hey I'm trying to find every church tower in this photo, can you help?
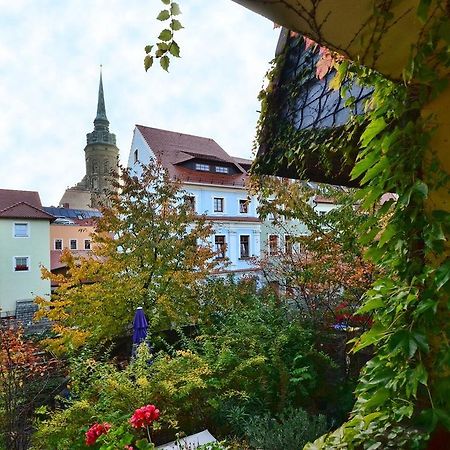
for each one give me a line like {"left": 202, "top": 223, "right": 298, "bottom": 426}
{"left": 84, "top": 69, "right": 119, "bottom": 208}
{"left": 59, "top": 69, "right": 119, "bottom": 209}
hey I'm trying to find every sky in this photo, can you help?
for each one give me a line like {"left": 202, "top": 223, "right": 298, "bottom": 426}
{"left": 0, "top": 0, "right": 278, "bottom": 206}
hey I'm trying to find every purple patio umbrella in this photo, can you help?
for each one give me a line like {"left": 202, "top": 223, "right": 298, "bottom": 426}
{"left": 132, "top": 307, "right": 148, "bottom": 346}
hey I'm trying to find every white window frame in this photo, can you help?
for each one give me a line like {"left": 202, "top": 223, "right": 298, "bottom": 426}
{"left": 70, "top": 239, "right": 78, "bottom": 250}
{"left": 284, "top": 234, "right": 293, "bottom": 255}
{"left": 238, "top": 198, "right": 250, "bottom": 214}
{"left": 214, "top": 235, "right": 227, "bottom": 259}
{"left": 13, "top": 222, "right": 29, "bottom": 238}
{"left": 268, "top": 234, "right": 279, "bottom": 256}
{"left": 84, "top": 239, "right": 91, "bottom": 250}
{"left": 213, "top": 197, "right": 225, "bottom": 213}
{"left": 195, "top": 163, "right": 210, "bottom": 171}
{"left": 215, "top": 166, "right": 229, "bottom": 174}
{"left": 54, "top": 239, "right": 63, "bottom": 250}
{"left": 13, "top": 256, "right": 30, "bottom": 272}
{"left": 184, "top": 194, "right": 197, "bottom": 213}
{"left": 239, "top": 234, "right": 251, "bottom": 259}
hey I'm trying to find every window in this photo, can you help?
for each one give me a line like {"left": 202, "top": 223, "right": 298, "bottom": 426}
{"left": 214, "top": 197, "right": 224, "bottom": 212}
{"left": 14, "top": 257, "right": 29, "bottom": 272}
{"left": 195, "top": 163, "right": 210, "bottom": 171}
{"left": 84, "top": 239, "right": 91, "bottom": 250}
{"left": 269, "top": 235, "right": 279, "bottom": 256}
{"left": 14, "top": 223, "right": 29, "bottom": 238}
{"left": 285, "top": 235, "right": 293, "bottom": 255}
{"left": 55, "top": 239, "right": 63, "bottom": 250}
{"left": 215, "top": 235, "right": 226, "bottom": 259}
{"left": 184, "top": 195, "right": 196, "bottom": 212}
{"left": 70, "top": 239, "right": 77, "bottom": 250}
{"left": 215, "top": 166, "right": 229, "bottom": 174}
{"left": 240, "top": 235, "right": 250, "bottom": 258}
{"left": 239, "top": 199, "right": 249, "bottom": 214}
{"left": 134, "top": 149, "right": 139, "bottom": 163}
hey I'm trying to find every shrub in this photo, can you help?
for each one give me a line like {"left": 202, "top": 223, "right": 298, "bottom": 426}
{"left": 242, "top": 407, "right": 328, "bottom": 450}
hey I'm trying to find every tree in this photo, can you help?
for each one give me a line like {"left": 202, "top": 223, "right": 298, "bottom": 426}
{"left": 35, "top": 163, "right": 218, "bottom": 352}
{"left": 0, "top": 323, "right": 60, "bottom": 450}
{"left": 253, "top": 176, "right": 374, "bottom": 328}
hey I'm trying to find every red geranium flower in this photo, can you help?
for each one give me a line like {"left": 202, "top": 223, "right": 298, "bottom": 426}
{"left": 129, "top": 404, "right": 160, "bottom": 429}
{"left": 85, "top": 422, "right": 111, "bottom": 446}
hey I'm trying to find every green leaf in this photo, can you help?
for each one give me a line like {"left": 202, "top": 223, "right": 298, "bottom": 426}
{"left": 363, "top": 387, "right": 390, "bottom": 409}
{"left": 358, "top": 297, "right": 384, "bottom": 314}
{"left": 144, "top": 45, "right": 153, "bottom": 54}
{"left": 158, "top": 29, "right": 172, "bottom": 41}
{"left": 328, "top": 60, "right": 348, "bottom": 91}
{"left": 351, "top": 149, "right": 379, "bottom": 180}
{"left": 412, "top": 180, "right": 428, "bottom": 199}
{"left": 359, "top": 226, "right": 380, "bottom": 246}
{"left": 378, "top": 224, "right": 396, "bottom": 247}
{"left": 171, "top": 2, "right": 181, "bottom": 15}
{"left": 161, "top": 0, "right": 170, "bottom": 4}
{"left": 417, "top": 0, "right": 432, "bottom": 22}
{"left": 360, "top": 117, "right": 387, "bottom": 148}
{"left": 157, "top": 42, "right": 169, "bottom": 51}
{"left": 160, "top": 55, "right": 170, "bottom": 71}
{"left": 412, "top": 332, "right": 429, "bottom": 353}
{"left": 352, "top": 324, "right": 386, "bottom": 352}
{"left": 170, "top": 19, "right": 183, "bottom": 31}
{"left": 157, "top": 10, "right": 170, "bottom": 21}
{"left": 415, "top": 363, "right": 428, "bottom": 386}
{"left": 144, "top": 55, "right": 154, "bottom": 71}
{"left": 360, "top": 156, "right": 389, "bottom": 185}
{"left": 435, "top": 259, "right": 450, "bottom": 291}
{"left": 169, "top": 41, "right": 180, "bottom": 57}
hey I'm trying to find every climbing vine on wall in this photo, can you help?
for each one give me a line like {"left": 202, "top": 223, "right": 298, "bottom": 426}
{"left": 255, "top": 2, "right": 449, "bottom": 449}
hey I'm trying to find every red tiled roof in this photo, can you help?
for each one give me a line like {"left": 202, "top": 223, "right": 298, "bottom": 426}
{"left": 0, "top": 189, "right": 42, "bottom": 209}
{"left": 136, "top": 125, "right": 248, "bottom": 187}
{"left": 313, "top": 195, "right": 336, "bottom": 204}
{"left": 0, "top": 190, "right": 54, "bottom": 220}
{"left": 233, "top": 156, "right": 253, "bottom": 166}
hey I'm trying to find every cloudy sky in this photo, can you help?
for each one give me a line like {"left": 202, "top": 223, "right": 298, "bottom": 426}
{"left": 0, "top": 0, "right": 278, "bottom": 206}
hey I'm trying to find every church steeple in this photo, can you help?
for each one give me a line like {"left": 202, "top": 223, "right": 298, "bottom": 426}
{"left": 86, "top": 67, "right": 116, "bottom": 145}
{"left": 94, "top": 67, "right": 109, "bottom": 130}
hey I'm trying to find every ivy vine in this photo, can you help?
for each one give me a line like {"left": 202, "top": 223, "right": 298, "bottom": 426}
{"left": 255, "top": 2, "right": 449, "bottom": 449}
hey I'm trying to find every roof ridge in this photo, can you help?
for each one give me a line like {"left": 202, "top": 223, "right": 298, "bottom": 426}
{"left": 0, "top": 201, "right": 54, "bottom": 218}
{"left": 136, "top": 124, "right": 217, "bottom": 143}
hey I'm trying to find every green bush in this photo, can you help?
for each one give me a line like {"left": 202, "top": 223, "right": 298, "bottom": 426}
{"left": 242, "top": 407, "right": 328, "bottom": 450}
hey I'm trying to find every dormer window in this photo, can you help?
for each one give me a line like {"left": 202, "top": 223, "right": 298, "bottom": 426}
{"left": 195, "top": 163, "right": 210, "bottom": 171}
{"left": 215, "top": 166, "right": 228, "bottom": 174}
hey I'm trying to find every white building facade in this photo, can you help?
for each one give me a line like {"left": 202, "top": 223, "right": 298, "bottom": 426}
{"left": 127, "top": 125, "right": 261, "bottom": 281}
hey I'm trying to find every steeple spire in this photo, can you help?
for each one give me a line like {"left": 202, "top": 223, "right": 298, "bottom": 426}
{"left": 86, "top": 66, "right": 116, "bottom": 146}
{"left": 94, "top": 65, "right": 109, "bottom": 131}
